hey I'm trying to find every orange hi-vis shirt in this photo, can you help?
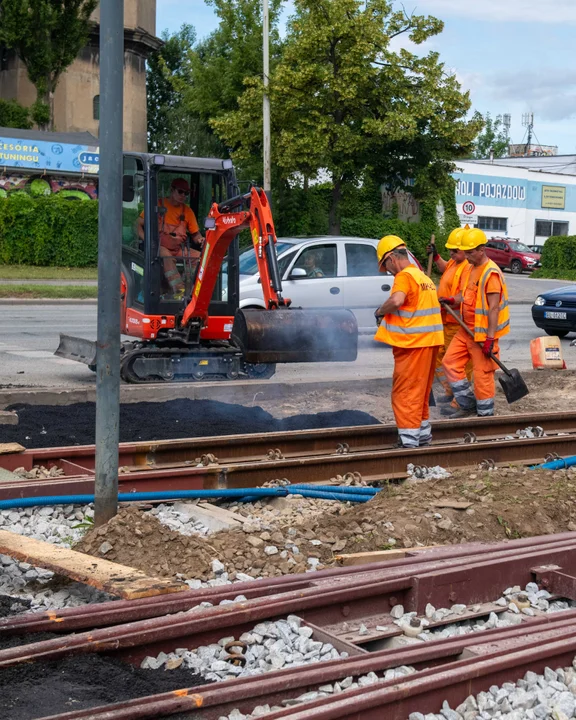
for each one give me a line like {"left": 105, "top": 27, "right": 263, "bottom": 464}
{"left": 141, "top": 199, "right": 200, "bottom": 252}
{"left": 375, "top": 265, "right": 444, "bottom": 349}
{"left": 438, "top": 259, "right": 469, "bottom": 325}
{"left": 460, "top": 259, "right": 509, "bottom": 340}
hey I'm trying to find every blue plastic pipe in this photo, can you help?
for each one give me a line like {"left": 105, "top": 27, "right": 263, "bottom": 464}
{"left": 533, "top": 455, "right": 576, "bottom": 470}
{"left": 289, "top": 484, "right": 379, "bottom": 496}
{"left": 286, "top": 488, "right": 372, "bottom": 503}
{"left": 0, "top": 487, "right": 286, "bottom": 511}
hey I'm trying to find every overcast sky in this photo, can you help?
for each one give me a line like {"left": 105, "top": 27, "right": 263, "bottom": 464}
{"left": 156, "top": 0, "right": 576, "bottom": 154}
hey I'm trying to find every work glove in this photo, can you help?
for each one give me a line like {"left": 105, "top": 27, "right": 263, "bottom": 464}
{"left": 482, "top": 337, "right": 495, "bottom": 357}
{"left": 426, "top": 243, "right": 440, "bottom": 261}
{"left": 439, "top": 296, "right": 456, "bottom": 306}
{"left": 374, "top": 309, "right": 383, "bottom": 326}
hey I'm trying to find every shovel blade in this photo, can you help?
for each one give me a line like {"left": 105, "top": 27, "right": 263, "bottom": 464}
{"left": 54, "top": 334, "right": 97, "bottom": 366}
{"left": 231, "top": 308, "right": 358, "bottom": 364}
{"left": 498, "top": 368, "right": 529, "bottom": 404}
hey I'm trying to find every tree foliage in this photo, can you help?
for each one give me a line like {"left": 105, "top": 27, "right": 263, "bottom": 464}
{"left": 0, "top": 99, "right": 32, "bottom": 129}
{"left": 146, "top": 24, "right": 216, "bottom": 155}
{"left": 0, "top": 0, "right": 97, "bottom": 130}
{"left": 213, "top": 0, "right": 481, "bottom": 233}
{"left": 470, "top": 112, "right": 510, "bottom": 159}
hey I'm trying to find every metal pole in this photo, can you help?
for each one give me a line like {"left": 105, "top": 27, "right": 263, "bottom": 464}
{"left": 263, "top": 0, "right": 271, "bottom": 202}
{"left": 94, "top": 0, "right": 124, "bottom": 526}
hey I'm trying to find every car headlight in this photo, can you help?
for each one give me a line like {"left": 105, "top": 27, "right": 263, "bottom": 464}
{"left": 525, "top": 257, "right": 536, "bottom": 263}
{"left": 534, "top": 296, "right": 545, "bottom": 306}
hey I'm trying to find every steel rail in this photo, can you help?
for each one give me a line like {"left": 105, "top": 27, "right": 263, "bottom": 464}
{"left": 4, "top": 537, "right": 576, "bottom": 669}
{"left": 32, "top": 603, "right": 576, "bottom": 719}
{"left": 2, "top": 410, "right": 575, "bottom": 476}
{"left": 0, "top": 430, "right": 574, "bottom": 501}
{"left": 2, "top": 533, "right": 576, "bottom": 636}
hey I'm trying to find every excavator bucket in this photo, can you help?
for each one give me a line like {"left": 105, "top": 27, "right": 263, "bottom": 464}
{"left": 54, "top": 334, "right": 98, "bottom": 367}
{"left": 231, "top": 308, "right": 358, "bottom": 364}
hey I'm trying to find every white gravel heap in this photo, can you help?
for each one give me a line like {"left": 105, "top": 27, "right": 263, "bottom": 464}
{"left": 409, "top": 657, "right": 576, "bottom": 720}
{"left": 141, "top": 615, "right": 351, "bottom": 681}
{"left": 147, "top": 503, "right": 210, "bottom": 536}
{"left": 407, "top": 464, "right": 451, "bottom": 481}
{"left": 217, "top": 665, "right": 417, "bottom": 719}
{"left": 389, "top": 583, "right": 574, "bottom": 645}
{"left": 0, "top": 503, "right": 114, "bottom": 611}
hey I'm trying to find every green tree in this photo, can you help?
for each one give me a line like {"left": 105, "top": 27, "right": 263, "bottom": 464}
{"left": 0, "top": 99, "right": 32, "bottom": 129}
{"left": 471, "top": 112, "right": 510, "bottom": 159}
{"left": 0, "top": 0, "right": 97, "bottom": 131}
{"left": 213, "top": 0, "right": 482, "bottom": 234}
{"left": 175, "top": 0, "right": 283, "bottom": 175}
{"left": 147, "top": 24, "right": 205, "bottom": 154}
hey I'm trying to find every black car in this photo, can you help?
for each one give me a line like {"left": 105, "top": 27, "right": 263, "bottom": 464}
{"left": 532, "top": 286, "right": 576, "bottom": 338}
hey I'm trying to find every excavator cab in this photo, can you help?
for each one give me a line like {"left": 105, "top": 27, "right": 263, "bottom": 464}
{"left": 120, "top": 153, "right": 238, "bottom": 329}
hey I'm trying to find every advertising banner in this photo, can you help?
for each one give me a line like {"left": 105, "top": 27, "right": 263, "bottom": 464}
{"left": 0, "top": 136, "right": 99, "bottom": 174}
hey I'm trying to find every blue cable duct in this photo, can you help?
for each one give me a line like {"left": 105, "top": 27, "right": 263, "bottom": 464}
{"left": 0, "top": 484, "right": 378, "bottom": 510}
{"left": 534, "top": 455, "right": 576, "bottom": 470}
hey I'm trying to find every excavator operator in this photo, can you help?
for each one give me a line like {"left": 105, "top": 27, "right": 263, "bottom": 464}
{"left": 138, "top": 178, "right": 204, "bottom": 299}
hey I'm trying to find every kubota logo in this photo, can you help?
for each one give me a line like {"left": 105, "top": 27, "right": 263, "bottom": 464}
{"left": 222, "top": 216, "right": 237, "bottom": 225}
{"left": 128, "top": 317, "right": 140, "bottom": 325}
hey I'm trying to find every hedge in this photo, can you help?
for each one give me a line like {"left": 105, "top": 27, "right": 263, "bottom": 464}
{"left": 538, "top": 235, "right": 576, "bottom": 272}
{"left": 0, "top": 195, "right": 98, "bottom": 267}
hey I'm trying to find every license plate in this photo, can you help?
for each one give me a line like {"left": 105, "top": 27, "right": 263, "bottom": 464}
{"left": 545, "top": 311, "right": 567, "bottom": 320}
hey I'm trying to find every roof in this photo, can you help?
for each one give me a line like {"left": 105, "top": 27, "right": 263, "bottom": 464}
{"left": 0, "top": 127, "right": 98, "bottom": 145}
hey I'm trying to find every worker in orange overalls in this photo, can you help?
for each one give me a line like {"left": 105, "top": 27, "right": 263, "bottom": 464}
{"left": 442, "top": 228, "right": 510, "bottom": 418}
{"left": 138, "top": 178, "right": 204, "bottom": 298}
{"left": 428, "top": 228, "right": 473, "bottom": 414}
{"left": 374, "top": 236, "right": 444, "bottom": 448}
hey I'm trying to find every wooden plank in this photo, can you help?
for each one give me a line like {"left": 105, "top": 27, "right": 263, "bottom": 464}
{"left": 199, "top": 502, "right": 248, "bottom": 524}
{"left": 335, "top": 544, "right": 444, "bottom": 567}
{"left": 433, "top": 500, "right": 472, "bottom": 510}
{"left": 0, "top": 411, "right": 18, "bottom": 425}
{"left": 0, "top": 443, "right": 25, "bottom": 455}
{"left": 0, "top": 530, "right": 188, "bottom": 600}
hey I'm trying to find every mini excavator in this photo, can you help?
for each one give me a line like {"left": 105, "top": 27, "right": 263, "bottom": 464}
{"left": 56, "top": 152, "right": 358, "bottom": 383}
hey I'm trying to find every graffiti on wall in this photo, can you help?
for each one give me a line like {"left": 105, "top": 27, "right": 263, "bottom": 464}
{"left": 381, "top": 186, "right": 421, "bottom": 223}
{"left": 0, "top": 172, "right": 98, "bottom": 200}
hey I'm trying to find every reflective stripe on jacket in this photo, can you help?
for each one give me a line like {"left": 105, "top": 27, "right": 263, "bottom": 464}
{"left": 460, "top": 259, "right": 510, "bottom": 342}
{"left": 438, "top": 259, "right": 469, "bottom": 325}
{"left": 375, "top": 266, "right": 444, "bottom": 349}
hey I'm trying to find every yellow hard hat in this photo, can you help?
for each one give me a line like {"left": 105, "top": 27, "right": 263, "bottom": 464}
{"left": 377, "top": 235, "right": 405, "bottom": 265}
{"left": 445, "top": 228, "right": 465, "bottom": 250}
{"left": 459, "top": 228, "right": 488, "bottom": 251}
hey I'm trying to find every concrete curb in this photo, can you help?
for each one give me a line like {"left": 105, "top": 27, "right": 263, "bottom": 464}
{"left": 0, "top": 376, "right": 393, "bottom": 409}
{"left": 0, "top": 299, "right": 536, "bottom": 306}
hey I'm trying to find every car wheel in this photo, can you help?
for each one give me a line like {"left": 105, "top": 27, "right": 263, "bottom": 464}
{"left": 546, "top": 330, "right": 569, "bottom": 338}
{"left": 510, "top": 259, "right": 523, "bottom": 274}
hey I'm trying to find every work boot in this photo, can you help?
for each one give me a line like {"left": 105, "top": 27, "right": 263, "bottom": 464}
{"left": 441, "top": 406, "right": 477, "bottom": 419}
{"left": 435, "top": 394, "right": 454, "bottom": 405}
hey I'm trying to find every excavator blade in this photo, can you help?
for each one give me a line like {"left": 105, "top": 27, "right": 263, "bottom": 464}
{"left": 231, "top": 308, "right": 358, "bottom": 364}
{"left": 54, "top": 334, "right": 98, "bottom": 367}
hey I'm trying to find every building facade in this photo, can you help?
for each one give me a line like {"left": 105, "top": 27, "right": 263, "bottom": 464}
{"left": 0, "top": 0, "right": 160, "bottom": 152}
{"left": 454, "top": 158, "right": 576, "bottom": 248}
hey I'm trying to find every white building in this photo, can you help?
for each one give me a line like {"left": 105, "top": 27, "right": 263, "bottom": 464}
{"left": 453, "top": 156, "right": 576, "bottom": 248}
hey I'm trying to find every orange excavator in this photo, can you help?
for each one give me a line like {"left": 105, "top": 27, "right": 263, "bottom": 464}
{"left": 56, "top": 152, "right": 358, "bottom": 383}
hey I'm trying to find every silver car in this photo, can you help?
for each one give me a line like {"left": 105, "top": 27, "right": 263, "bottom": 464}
{"left": 239, "top": 236, "right": 399, "bottom": 332}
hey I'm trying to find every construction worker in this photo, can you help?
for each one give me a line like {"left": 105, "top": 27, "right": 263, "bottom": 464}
{"left": 428, "top": 229, "right": 473, "bottom": 413}
{"left": 138, "top": 178, "right": 204, "bottom": 298}
{"left": 374, "top": 236, "right": 444, "bottom": 448}
{"left": 442, "top": 228, "right": 510, "bottom": 417}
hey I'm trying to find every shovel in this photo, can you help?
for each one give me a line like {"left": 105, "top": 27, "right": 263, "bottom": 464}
{"left": 441, "top": 302, "right": 529, "bottom": 404}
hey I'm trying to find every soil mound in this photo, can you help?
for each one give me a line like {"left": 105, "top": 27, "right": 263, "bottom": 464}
{"left": 3, "top": 399, "right": 379, "bottom": 448}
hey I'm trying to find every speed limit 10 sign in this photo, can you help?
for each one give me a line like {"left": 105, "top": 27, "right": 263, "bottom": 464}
{"left": 462, "top": 201, "right": 476, "bottom": 215}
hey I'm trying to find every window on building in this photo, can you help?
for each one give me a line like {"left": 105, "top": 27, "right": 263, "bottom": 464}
{"left": 535, "top": 220, "right": 569, "bottom": 237}
{"left": 93, "top": 94, "right": 100, "bottom": 121}
{"left": 477, "top": 217, "right": 508, "bottom": 232}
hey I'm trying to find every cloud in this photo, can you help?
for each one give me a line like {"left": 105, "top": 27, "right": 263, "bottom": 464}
{"left": 408, "top": 0, "right": 576, "bottom": 24}
{"left": 490, "top": 69, "right": 576, "bottom": 121}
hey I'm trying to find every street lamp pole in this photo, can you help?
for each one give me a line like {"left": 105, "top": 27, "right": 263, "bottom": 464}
{"left": 94, "top": 0, "right": 124, "bottom": 526}
{"left": 263, "top": 0, "right": 271, "bottom": 203}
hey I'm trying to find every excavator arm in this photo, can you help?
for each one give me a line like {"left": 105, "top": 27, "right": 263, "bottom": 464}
{"left": 181, "top": 187, "right": 285, "bottom": 328}
{"left": 181, "top": 186, "right": 358, "bottom": 365}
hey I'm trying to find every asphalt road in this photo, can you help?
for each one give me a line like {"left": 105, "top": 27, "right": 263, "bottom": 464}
{"left": 0, "top": 274, "right": 574, "bottom": 389}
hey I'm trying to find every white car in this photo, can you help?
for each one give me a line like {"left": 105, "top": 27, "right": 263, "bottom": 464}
{"left": 238, "top": 236, "right": 409, "bottom": 332}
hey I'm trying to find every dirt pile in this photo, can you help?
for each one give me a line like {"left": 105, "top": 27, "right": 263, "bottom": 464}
{"left": 0, "top": 651, "right": 207, "bottom": 720}
{"left": 2, "top": 399, "right": 380, "bottom": 448}
{"left": 77, "top": 466, "right": 576, "bottom": 580}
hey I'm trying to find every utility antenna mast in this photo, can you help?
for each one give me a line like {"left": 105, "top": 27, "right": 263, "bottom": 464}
{"left": 522, "top": 113, "right": 534, "bottom": 156}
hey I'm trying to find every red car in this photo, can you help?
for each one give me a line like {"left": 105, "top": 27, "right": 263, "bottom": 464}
{"left": 485, "top": 237, "right": 541, "bottom": 274}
